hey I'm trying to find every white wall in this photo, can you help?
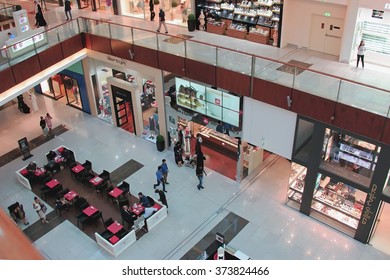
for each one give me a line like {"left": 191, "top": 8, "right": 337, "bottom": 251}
{"left": 242, "top": 97, "right": 297, "bottom": 160}
{"left": 282, "top": 0, "right": 347, "bottom": 48}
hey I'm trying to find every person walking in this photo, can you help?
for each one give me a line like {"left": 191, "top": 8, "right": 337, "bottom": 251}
{"left": 156, "top": 8, "right": 168, "bottom": 33}
{"left": 196, "top": 152, "right": 206, "bottom": 190}
{"left": 40, "top": 116, "right": 49, "bottom": 136}
{"left": 34, "top": 1, "right": 47, "bottom": 28}
{"left": 32, "top": 197, "right": 49, "bottom": 223}
{"left": 13, "top": 202, "right": 29, "bottom": 225}
{"left": 155, "top": 188, "right": 168, "bottom": 208}
{"left": 174, "top": 141, "right": 183, "bottom": 167}
{"left": 45, "top": 112, "right": 53, "bottom": 132}
{"left": 149, "top": 0, "right": 155, "bottom": 21}
{"left": 161, "top": 159, "right": 169, "bottom": 184}
{"left": 356, "top": 40, "right": 366, "bottom": 69}
{"left": 153, "top": 165, "right": 167, "bottom": 192}
{"left": 64, "top": 0, "right": 72, "bottom": 21}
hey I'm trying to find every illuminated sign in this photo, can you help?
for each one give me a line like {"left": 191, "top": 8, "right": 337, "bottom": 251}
{"left": 11, "top": 34, "right": 45, "bottom": 53}
{"left": 385, "top": 3, "right": 390, "bottom": 9}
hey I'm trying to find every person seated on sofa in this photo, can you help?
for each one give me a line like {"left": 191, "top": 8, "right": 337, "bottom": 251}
{"left": 27, "top": 161, "right": 38, "bottom": 173}
{"left": 47, "top": 150, "right": 57, "bottom": 161}
{"left": 138, "top": 192, "right": 152, "bottom": 207}
{"left": 121, "top": 205, "right": 137, "bottom": 226}
{"left": 143, "top": 207, "right": 158, "bottom": 219}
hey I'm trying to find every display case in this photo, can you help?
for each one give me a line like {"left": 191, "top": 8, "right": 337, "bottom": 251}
{"left": 226, "top": 23, "right": 248, "bottom": 39}
{"left": 286, "top": 163, "right": 307, "bottom": 206}
{"left": 198, "top": 125, "right": 238, "bottom": 159}
{"left": 207, "top": 19, "right": 227, "bottom": 35}
{"left": 311, "top": 176, "right": 366, "bottom": 234}
{"left": 247, "top": 26, "right": 269, "bottom": 44}
{"left": 242, "top": 142, "right": 263, "bottom": 175}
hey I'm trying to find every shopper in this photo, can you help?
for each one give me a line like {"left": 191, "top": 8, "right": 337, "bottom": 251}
{"left": 149, "top": 0, "right": 155, "bottom": 21}
{"left": 32, "top": 197, "right": 49, "bottom": 223}
{"left": 45, "top": 112, "right": 53, "bottom": 132}
{"left": 174, "top": 141, "right": 184, "bottom": 167}
{"left": 161, "top": 159, "right": 169, "bottom": 184}
{"left": 196, "top": 152, "right": 206, "bottom": 190}
{"left": 64, "top": 0, "right": 72, "bottom": 21}
{"left": 40, "top": 116, "right": 49, "bottom": 136}
{"left": 156, "top": 8, "right": 168, "bottom": 34}
{"left": 34, "top": 1, "right": 47, "bottom": 27}
{"left": 155, "top": 188, "right": 168, "bottom": 208}
{"left": 356, "top": 40, "right": 366, "bottom": 69}
{"left": 153, "top": 165, "right": 166, "bottom": 192}
{"left": 13, "top": 202, "right": 29, "bottom": 225}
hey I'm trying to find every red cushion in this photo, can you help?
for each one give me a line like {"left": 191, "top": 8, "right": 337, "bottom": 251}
{"left": 20, "top": 168, "right": 29, "bottom": 176}
{"left": 152, "top": 203, "right": 162, "bottom": 210}
{"left": 57, "top": 147, "right": 64, "bottom": 153}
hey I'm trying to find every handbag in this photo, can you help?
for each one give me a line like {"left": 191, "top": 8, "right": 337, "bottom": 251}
{"left": 40, "top": 203, "right": 47, "bottom": 213}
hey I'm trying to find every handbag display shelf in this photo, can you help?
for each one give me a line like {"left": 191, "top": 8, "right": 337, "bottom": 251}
{"left": 207, "top": 23, "right": 227, "bottom": 35}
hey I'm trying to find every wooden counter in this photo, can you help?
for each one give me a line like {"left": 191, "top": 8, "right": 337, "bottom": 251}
{"left": 199, "top": 131, "right": 238, "bottom": 160}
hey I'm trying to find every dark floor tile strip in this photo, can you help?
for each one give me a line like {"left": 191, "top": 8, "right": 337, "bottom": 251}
{"left": 0, "top": 125, "right": 69, "bottom": 168}
{"left": 180, "top": 212, "right": 249, "bottom": 260}
{"left": 110, "top": 159, "right": 144, "bottom": 185}
{"left": 24, "top": 211, "right": 65, "bottom": 242}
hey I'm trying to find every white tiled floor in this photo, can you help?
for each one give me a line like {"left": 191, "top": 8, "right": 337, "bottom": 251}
{"left": 1, "top": 2, "right": 390, "bottom": 260}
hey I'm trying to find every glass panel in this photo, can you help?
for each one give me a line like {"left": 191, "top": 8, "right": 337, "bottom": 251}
{"left": 132, "top": 28, "right": 157, "bottom": 49}
{"left": 86, "top": 19, "right": 111, "bottom": 38}
{"left": 311, "top": 173, "right": 366, "bottom": 236}
{"left": 157, "top": 34, "right": 186, "bottom": 57}
{"left": 253, "top": 57, "right": 294, "bottom": 88}
{"left": 286, "top": 162, "right": 307, "bottom": 210}
{"left": 338, "top": 81, "right": 390, "bottom": 117}
{"left": 110, "top": 24, "right": 133, "bottom": 43}
{"left": 293, "top": 70, "right": 340, "bottom": 101}
{"left": 293, "top": 118, "right": 314, "bottom": 163}
{"left": 186, "top": 41, "right": 216, "bottom": 64}
{"left": 319, "top": 129, "right": 378, "bottom": 188}
{"left": 383, "top": 170, "right": 390, "bottom": 198}
{"left": 217, "top": 48, "right": 252, "bottom": 75}
{"left": 57, "top": 20, "right": 81, "bottom": 41}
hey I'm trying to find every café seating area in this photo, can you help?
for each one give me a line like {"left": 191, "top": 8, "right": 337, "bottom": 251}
{"left": 14, "top": 145, "right": 167, "bottom": 257}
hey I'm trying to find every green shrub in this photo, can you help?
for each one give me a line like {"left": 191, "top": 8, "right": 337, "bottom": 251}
{"left": 153, "top": 0, "right": 160, "bottom": 5}
{"left": 188, "top": 13, "right": 196, "bottom": 21}
{"left": 172, "top": 1, "right": 178, "bottom": 7}
{"left": 156, "top": 134, "right": 164, "bottom": 142}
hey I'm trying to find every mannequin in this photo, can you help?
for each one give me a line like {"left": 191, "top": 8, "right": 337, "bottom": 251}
{"left": 199, "top": 9, "right": 205, "bottom": 31}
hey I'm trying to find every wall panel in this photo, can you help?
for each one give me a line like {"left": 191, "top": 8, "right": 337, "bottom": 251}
{"left": 158, "top": 52, "right": 185, "bottom": 76}
{"left": 38, "top": 44, "right": 64, "bottom": 70}
{"left": 110, "top": 39, "right": 133, "bottom": 61}
{"left": 252, "top": 78, "right": 291, "bottom": 109}
{"left": 333, "top": 103, "right": 386, "bottom": 141}
{"left": 133, "top": 45, "right": 158, "bottom": 68}
{"left": 0, "top": 68, "right": 16, "bottom": 93}
{"left": 62, "top": 34, "right": 84, "bottom": 58}
{"left": 89, "top": 34, "right": 112, "bottom": 54}
{"left": 216, "top": 68, "right": 250, "bottom": 96}
{"left": 291, "top": 89, "right": 336, "bottom": 123}
{"left": 11, "top": 56, "right": 41, "bottom": 84}
{"left": 185, "top": 59, "right": 216, "bottom": 86}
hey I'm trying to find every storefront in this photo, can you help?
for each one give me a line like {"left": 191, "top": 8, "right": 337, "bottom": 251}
{"left": 117, "top": 0, "right": 192, "bottom": 26}
{"left": 82, "top": 53, "right": 167, "bottom": 143}
{"left": 287, "top": 115, "right": 390, "bottom": 246}
{"left": 35, "top": 61, "right": 90, "bottom": 113}
{"left": 164, "top": 75, "right": 263, "bottom": 181}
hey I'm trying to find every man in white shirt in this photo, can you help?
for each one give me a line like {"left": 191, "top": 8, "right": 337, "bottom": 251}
{"left": 143, "top": 207, "right": 158, "bottom": 219}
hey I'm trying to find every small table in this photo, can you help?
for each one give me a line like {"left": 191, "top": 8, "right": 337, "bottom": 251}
{"left": 45, "top": 178, "right": 60, "bottom": 189}
{"left": 83, "top": 205, "right": 98, "bottom": 216}
{"left": 72, "top": 164, "right": 85, "bottom": 174}
{"left": 107, "top": 221, "right": 123, "bottom": 234}
{"left": 54, "top": 155, "right": 64, "bottom": 163}
{"left": 89, "top": 176, "right": 103, "bottom": 186}
{"left": 64, "top": 190, "right": 78, "bottom": 202}
{"left": 34, "top": 168, "right": 46, "bottom": 176}
{"left": 109, "top": 235, "right": 120, "bottom": 245}
{"left": 131, "top": 203, "right": 145, "bottom": 216}
{"left": 108, "top": 187, "right": 123, "bottom": 198}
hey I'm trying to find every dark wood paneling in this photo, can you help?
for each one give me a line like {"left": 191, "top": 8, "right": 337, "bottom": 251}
{"left": 0, "top": 68, "right": 16, "bottom": 93}
{"left": 291, "top": 89, "right": 336, "bottom": 123}
{"left": 133, "top": 45, "right": 158, "bottom": 68}
{"left": 11, "top": 56, "right": 41, "bottom": 84}
{"left": 252, "top": 77, "right": 291, "bottom": 110}
{"left": 216, "top": 67, "right": 250, "bottom": 96}
{"left": 62, "top": 34, "right": 84, "bottom": 58}
{"left": 38, "top": 44, "right": 64, "bottom": 69}
{"left": 185, "top": 58, "right": 216, "bottom": 86}
{"left": 333, "top": 103, "right": 386, "bottom": 141}
{"left": 111, "top": 39, "right": 134, "bottom": 61}
{"left": 83, "top": 33, "right": 91, "bottom": 49}
{"left": 380, "top": 120, "right": 390, "bottom": 145}
{"left": 158, "top": 52, "right": 185, "bottom": 76}
{"left": 89, "top": 34, "right": 112, "bottom": 54}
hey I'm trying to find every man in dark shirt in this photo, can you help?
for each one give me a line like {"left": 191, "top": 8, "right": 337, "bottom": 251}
{"left": 121, "top": 205, "right": 137, "bottom": 226}
{"left": 138, "top": 192, "right": 152, "bottom": 207}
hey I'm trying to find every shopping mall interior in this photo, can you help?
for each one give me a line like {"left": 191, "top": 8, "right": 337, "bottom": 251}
{"left": 0, "top": 0, "right": 389, "bottom": 260}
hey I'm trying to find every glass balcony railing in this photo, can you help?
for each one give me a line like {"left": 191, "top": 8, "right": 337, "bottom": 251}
{"left": 1, "top": 17, "right": 389, "bottom": 119}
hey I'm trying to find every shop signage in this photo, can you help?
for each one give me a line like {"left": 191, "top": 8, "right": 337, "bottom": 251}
{"left": 106, "top": 55, "right": 127, "bottom": 67}
{"left": 385, "top": 3, "right": 390, "bottom": 9}
{"left": 361, "top": 184, "right": 378, "bottom": 224}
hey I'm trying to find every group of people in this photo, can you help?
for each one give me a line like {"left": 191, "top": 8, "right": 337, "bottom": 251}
{"left": 39, "top": 113, "right": 53, "bottom": 136}
{"left": 153, "top": 159, "right": 169, "bottom": 192}
{"left": 11, "top": 197, "right": 49, "bottom": 226}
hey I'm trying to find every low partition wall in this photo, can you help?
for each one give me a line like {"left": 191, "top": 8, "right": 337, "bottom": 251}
{"left": 146, "top": 203, "right": 168, "bottom": 231}
{"left": 95, "top": 230, "right": 137, "bottom": 257}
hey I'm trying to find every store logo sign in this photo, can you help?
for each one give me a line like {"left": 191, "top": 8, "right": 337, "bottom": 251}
{"left": 106, "top": 55, "right": 127, "bottom": 66}
{"left": 385, "top": 3, "right": 390, "bottom": 9}
{"left": 361, "top": 184, "right": 378, "bottom": 225}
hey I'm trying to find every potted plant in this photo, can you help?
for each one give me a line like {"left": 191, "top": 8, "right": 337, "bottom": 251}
{"left": 187, "top": 13, "right": 196, "bottom": 32}
{"left": 153, "top": 0, "right": 160, "bottom": 4}
{"left": 171, "top": 1, "right": 178, "bottom": 20}
{"left": 156, "top": 134, "right": 165, "bottom": 151}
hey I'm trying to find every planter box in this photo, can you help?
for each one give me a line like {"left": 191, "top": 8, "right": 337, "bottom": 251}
{"left": 207, "top": 24, "right": 226, "bottom": 35}
{"left": 226, "top": 28, "right": 247, "bottom": 40}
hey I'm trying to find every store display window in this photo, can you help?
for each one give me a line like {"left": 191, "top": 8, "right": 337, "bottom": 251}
{"left": 292, "top": 118, "right": 314, "bottom": 164}
{"left": 320, "top": 128, "right": 379, "bottom": 188}
{"left": 311, "top": 174, "right": 366, "bottom": 236}
{"left": 286, "top": 163, "right": 307, "bottom": 210}
{"left": 141, "top": 80, "right": 158, "bottom": 142}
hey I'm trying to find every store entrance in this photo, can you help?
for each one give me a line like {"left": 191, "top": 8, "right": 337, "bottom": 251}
{"left": 111, "top": 85, "right": 135, "bottom": 134}
{"left": 368, "top": 202, "right": 390, "bottom": 255}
